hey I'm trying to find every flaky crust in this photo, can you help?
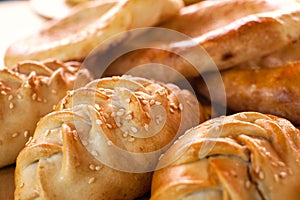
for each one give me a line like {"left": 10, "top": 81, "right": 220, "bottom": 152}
{"left": 15, "top": 76, "right": 203, "bottom": 200}
{"left": 4, "top": 0, "right": 183, "bottom": 67}
{"left": 196, "top": 61, "right": 300, "bottom": 125}
{"left": 104, "top": 0, "right": 300, "bottom": 80}
{"left": 0, "top": 59, "right": 92, "bottom": 168}
{"left": 151, "top": 112, "right": 300, "bottom": 200}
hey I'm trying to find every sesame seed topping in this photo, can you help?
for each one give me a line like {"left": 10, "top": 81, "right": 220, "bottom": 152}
{"left": 45, "top": 130, "right": 51, "bottom": 137}
{"left": 131, "top": 126, "right": 138, "bottom": 133}
{"left": 288, "top": 168, "right": 293, "bottom": 175}
{"left": 67, "top": 90, "right": 74, "bottom": 96}
{"left": 107, "top": 140, "right": 113, "bottom": 146}
{"left": 32, "top": 93, "right": 37, "bottom": 101}
{"left": 179, "top": 103, "right": 183, "bottom": 111}
{"left": 271, "top": 162, "right": 278, "bottom": 167}
{"left": 20, "top": 183, "right": 24, "bottom": 188}
{"left": 12, "top": 133, "right": 18, "bottom": 138}
{"left": 89, "top": 164, "right": 95, "bottom": 170}
{"left": 111, "top": 112, "right": 116, "bottom": 117}
{"left": 23, "top": 130, "right": 29, "bottom": 137}
{"left": 91, "top": 150, "right": 98, "bottom": 157}
{"left": 8, "top": 95, "right": 13, "bottom": 101}
{"left": 1, "top": 91, "right": 7, "bottom": 95}
{"left": 278, "top": 161, "right": 285, "bottom": 167}
{"left": 155, "top": 115, "right": 163, "bottom": 124}
{"left": 158, "top": 89, "right": 165, "bottom": 95}
{"left": 94, "top": 104, "right": 100, "bottom": 110}
{"left": 9, "top": 102, "right": 14, "bottom": 109}
{"left": 17, "top": 94, "right": 22, "bottom": 99}
{"left": 155, "top": 101, "right": 162, "bottom": 105}
{"left": 150, "top": 99, "right": 155, "bottom": 105}
{"left": 96, "top": 119, "right": 102, "bottom": 125}
{"left": 170, "top": 103, "right": 177, "bottom": 109}
{"left": 106, "top": 123, "right": 113, "bottom": 129}
{"left": 125, "top": 114, "right": 133, "bottom": 120}
{"left": 240, "top": 113, "right": 248, "bottom": 119}
{"left": 144, "top": 124, "right": 149, "bottom": 132}
{"left": 103, "top": 113, "right": 109, "bottom": 119}
{"left": 279, "top": 171, "right": 287, "bottom": 178}
{"left": 117, "top": 109, "right": 125, "bottom": 116}
{"left": 88, "top": 177, "right": 95, "bottom": 184}
{"left": 259, "top": 171, "right": 264, "bottom": 180}
{"left": 125, "top": 98, "right": 131, "bottom": 103}
{"left": 142, "top": 100, "right": 148, "bottom": 105}
{"left": 158, "top": 154, "right": 164, "bottom": 161}
{"left": 115, "top": 121, "right": 121, "bottom": 127}
{"left": 145, "top": 112, "right": 150, "bottom": 118}
{"left": 245, "top": 181, "right": 251, "bottom": 189}
{"left": 51, "top": 89, "right": 57, "bottom": 94}
{"left": 43, "top": 99, "right": 48, "bottom": 103}
{"left": 170, "top": 108, "right": 174, "bottom": 113}
{"left": 95, "top": 165, "right": 101, "bottom": 171}
{"left": 128, "top": 137, "right": 135, "bottom": 142}
{"left": 122, "top": 131, "right": 129, "bottom": 138}
{"left": 37, "top": 97, "right": 42, "bottom": 102}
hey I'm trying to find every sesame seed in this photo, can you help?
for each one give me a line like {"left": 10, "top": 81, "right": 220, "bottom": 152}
{"left": 20, "top": 183, "right": 24, "bottom": 188}
{"left": 82, "top": 140, "right": 88, "bottom": 146}
{"left": 91, "top": 150, "right": 98, "bottom": 157}
{"left": 103, "top": 113, "right": 109, "bottom": 119}
{"left": 155, "top": 115, "right": 163, "bottom": 124}
{"left": 145, "top": 112, "right": 150, "bottom": 118}
{"left": 32, "top": 93, "right": 37, "bottom": 101}
{"left": 144, "top": 124, "right": 149, "bottom": 131}
{"left": 67, "top": 90, "right": 74, "bottom": 96}
{"left": 17, "top": 94, "right": 22, "bottom": 99}
{"left": 125, "top": 114, "right": 133, "bottom": 120}
{"left": 271, "top": 162, "right": 278, "bottom": 167}
{"left": 116, "top": 109, "right": 125, "bottom": 116}
{"left": 179, "top": 103, "right": 183, "bottom": 111}
{"left": 12, "top": 133, "right": 18, "bottom": 138}
{"left": 112, "top": 76, "right": 119, "bottom": 81}
{"left": 111, "top": 112, "right": 116, "bottom": 117}
{"left": 8, "top": 95, "right": 13, "bottom": 101}
{"left": 127, "top": 137, "right": 135, "bottom": 142}
{"left": 131, "top": 126, "right": 138, "bottom": 133}
{"left": 279, "top": 171, "right": 287, "bottom": 178}
{"left": 106, "top": 123, "right": 113, "bottom": 129}
{"left": 95, "top": 165, "right": 101, "bottom": 171}
{"left": 107, "top": 140, "right": 113, "bottom": 146}
{"left": 23, "top": 130, "right": 29, "bottom": 137}
{"left": 259, "top": 171, "right": 264, "bottom": 180}
{"left": 88, "top": 177, "right": 95, "bottom": 184}
{"left": 43, "top": 99, "right": 48, "bottom": 103}
{"left": 9, "top": 102, "right": 14, "bottom": 109}
{"left": 94, "top": 104, "right": 100, "bottom": 110}
{"left": 142, "top": 100, "right": 148, "bottom": 105}
{"left": 45, "top": 130, "right": 51, "bottom": 137}
{"left": 1, "top": 91, "right": 7, "bottom": 95}
{"left": 170, "top": 103, "right": 177, "bottom": 109}
{"left": 150, "top": 99, "right": 155, "bottom": 105}
{"left": 51, "top": 89, "right": 57, "bottom": 94}
{"left": 125, "top": 98, "right": 131, "bottom": 103}
{"left": 155, "top": 101, "right": 162, "bottom": 105}
{"left": 115, "top": 121, "right": 121, "bottom": 127}
{"left": 158, "top": 154, "right": 164, "bottom": 161}
{"left": 288, "top": 168, "right": 293, "bottom": 175}
{"left": 158, "top": 89, "right": 165, "bottom": 95}
{"left": 89, "top": 164, "right": 95, "bottom": 170}
{"left": 122, "top": 131, "right": 129, "bottom": 138}
{"left": 278, "top": 161, "right": 285, "bottom": 167}
{"left": 96, "top": 119, "right": 102, "bottom": 125}
{"left": 170, "top": 108, "right": 174, "bottom": 113}
{"left": 245, "top": 181, "right": 251, "bottom": 189}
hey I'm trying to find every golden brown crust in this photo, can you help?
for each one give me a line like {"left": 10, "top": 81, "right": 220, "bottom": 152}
{"left": 0, "top": 59, "right": 92, "bottom": 168}
{"left": 15, "top": 76, "right": 203, "bottom": 200}
{"left": 104, "top": 0, "right": 300, "bottom": 81}
{"left": 4, "top": 0, "right": 183, "bottom": 67}
{"left": 196, "top": 61, "right": 300, "bottom": 125}
{"left": 151, "top": 112, "right": 300, "bottom": 200}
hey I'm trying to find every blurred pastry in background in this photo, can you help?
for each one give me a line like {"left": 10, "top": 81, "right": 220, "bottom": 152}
{"left": 6, "top": 0, "right": 183, "bottom": 67}
{"left": 14, "top": 75, "right": 205, "bottom": 200}
{"left": 151, "top": 112, "right": 300, "bottom": 200}
{"left": 0, "top": 59, "right": 92, "bottom": 168}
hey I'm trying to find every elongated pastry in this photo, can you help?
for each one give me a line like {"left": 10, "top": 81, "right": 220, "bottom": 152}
{"left": 0, "top": 59, "right": 92, "bottom": 168}
{"left": 14, "top": 76, "right": 203, "bottom": 200}
{"left": 5, "top": 0, "right": 183, "bottom": 67}
{"left": 104, "top": 0, "right": 300, "bottom": 80}
{"left": 151, "top": 112, "right": 300, "bottom": 200}
{"left": 196, "top": 61, "right": 300, "bottom": 125}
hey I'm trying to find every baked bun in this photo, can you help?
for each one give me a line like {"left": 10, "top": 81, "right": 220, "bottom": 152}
{"left": 5, "top": 0, "right": 183, "bottom": 67}
{"left": 151, "top": 112, "right": 300, "bottom": 200}
{"left": 195, "top": 61, "right": 300, "bottom": 125}
{"left": 15, "top": 76, "right": 204, "bottom": 200}
{"left": 0, "top": 59, "right": 92, "bottom": 168}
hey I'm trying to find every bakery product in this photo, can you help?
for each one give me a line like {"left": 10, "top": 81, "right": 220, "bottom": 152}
{"left": 195, "top": 61, "right": 300, "bottom": 125}
{"left": 0, "top": 59, "right": 92, "bottom": 168}
{"left": 151, "top": 112, "right": 300, "bottom": 200}
{"left": 5, "top": 0, "right": 183, "bottom": 67}
{"left": 14, "top": 75, "right": 204, "bottom": 200}
{"left": 104, "top": 0, "right": 300, "bottom": 80}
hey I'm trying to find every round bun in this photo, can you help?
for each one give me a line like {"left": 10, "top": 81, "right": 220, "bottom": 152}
{"left": 151, "top": 112, "right": 300, "bottom": 200}
{"left": 15, "top": 76, "right": 203, "bottom": 200}
{"left": 0, "top": 59, "right": 92, "bottom": 168}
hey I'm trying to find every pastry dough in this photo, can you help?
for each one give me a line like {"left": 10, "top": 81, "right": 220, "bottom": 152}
{"left": 151, "top": 112, "right": 300, "bottom": 200}
{"left": 195, "top": 61, "right": 300, "bottom": 125}
{"left": 14, "top": 76, "right": 204, "bottom": 200}
{"left": 0, "top": 59, "right": 92, "bottom": 168}
{"left": 5, "top": 0, "right": 183, "bottom": 67}
{"left": 104, "top": 0, "right": 300, "bottom": 80}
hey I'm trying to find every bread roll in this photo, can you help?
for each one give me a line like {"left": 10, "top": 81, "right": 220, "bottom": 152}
{"left": 0, "top": 59, "right": 92, "bottom": 168}
{"left": 151, "top": 112, "right": 300, "bottom": 200}
{"left": 104, "top": 0, "right": 300, "bottom": 80}
{"left": 195, "top": 61, "right": 300, "bottom": 125}
{"left": 15, "top": 76, "right": 204, "bottom": 200}
{"left": 5, "top": 0, "right": 183, "bottom": 67}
